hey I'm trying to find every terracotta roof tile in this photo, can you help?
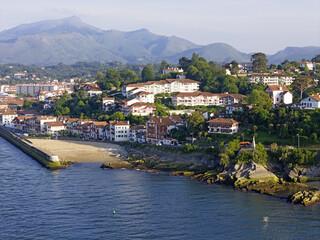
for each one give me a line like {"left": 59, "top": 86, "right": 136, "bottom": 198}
{"left": 207, "top": 118, "right": 239, "bottom": 124}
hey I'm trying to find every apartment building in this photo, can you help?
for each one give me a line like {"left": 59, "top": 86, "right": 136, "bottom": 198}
{"left": 122, "top": 79, "right": 200, "bottom": 97}
{"left": 247, "top": 74, "right": 294, "bottom": 85}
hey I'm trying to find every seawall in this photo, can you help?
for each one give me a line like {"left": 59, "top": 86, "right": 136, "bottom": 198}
{"left": 0, "top": 126, "right": 65, "bottom": 170}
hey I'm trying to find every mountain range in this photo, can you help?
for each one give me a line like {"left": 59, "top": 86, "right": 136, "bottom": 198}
{"left": 0, "top": 16, "right": 319, "bottom": 65}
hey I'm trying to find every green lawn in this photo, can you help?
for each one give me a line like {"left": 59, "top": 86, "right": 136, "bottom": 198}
{"left": 256, "top": 131, "right": 296, "bottom": 146}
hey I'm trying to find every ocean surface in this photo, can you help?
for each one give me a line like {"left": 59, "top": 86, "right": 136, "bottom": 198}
{"left": 0, "top": 137, "right": 319, "bottom": 240}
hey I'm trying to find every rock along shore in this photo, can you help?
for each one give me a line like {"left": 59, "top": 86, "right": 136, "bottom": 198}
{"left": 100, "top": 145, "right": 320, "bottom": 207}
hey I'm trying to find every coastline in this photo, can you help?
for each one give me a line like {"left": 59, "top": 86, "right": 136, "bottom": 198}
{"left": 2, "top": 131, "right": 319, "bottom": 206}
{"left": 105, "top": 143, "right": 320, "bottom": 206}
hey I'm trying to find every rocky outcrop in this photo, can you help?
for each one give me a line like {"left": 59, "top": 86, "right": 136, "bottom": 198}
{"left": 288, "top": 190, "right": 320, "bottom": 206}
{"left": 100, "top": 161, "right": 133, "bottom": 169}
{"left": 216, "top": 162, "right": 278, "bottom": 184}
{"left": 288, "top": 166, "right": 320, "bottom": 182}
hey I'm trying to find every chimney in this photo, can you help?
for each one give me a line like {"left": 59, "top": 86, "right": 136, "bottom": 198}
{"left": 279, "top": 86, "right": 282, "bottom": 90}
{"left": 160, "top": 118, "right": 162, "bottom": 123}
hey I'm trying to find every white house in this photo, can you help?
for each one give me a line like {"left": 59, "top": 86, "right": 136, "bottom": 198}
{"left": 102, "top": 97, "right": 115, "bottom": 111}
{"left": 300, "top": 62, "right": 313, "bottom": 70}
{"left": 162, "top": 68, "right": 184, "bottom": 75}
{"left": 124, "top": 102, "right": 156, "bottom": 116}
{"left": 226, "top": 104, "right": 244, "bottom": 115}
{"left": 131, "top": 91, "right": 154, "bottom": 103}
{"left": 300, "top": 94, "right": 320, "bottom": 109}
{"left": 207, "top": 118, "right": 239, "bottom": 134}
{"left": 0, "top": 109, "right": 18, "bottom": 127}
{"left": 83, "top": 83, "right": 102, "bottom": 97}
{"left": 265, "top": 85, "right": 293, "bottom": 105}
{"left": 43, "top": 121, "right": 66, "bottom": 136}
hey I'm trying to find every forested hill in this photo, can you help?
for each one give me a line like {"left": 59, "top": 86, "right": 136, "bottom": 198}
{"left": 0, "top": 16, "right": 319, "bottom": 65}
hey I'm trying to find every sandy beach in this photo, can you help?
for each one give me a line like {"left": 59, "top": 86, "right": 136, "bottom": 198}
{"left": 28, "top": 139, "right": 126, "bottom": 163}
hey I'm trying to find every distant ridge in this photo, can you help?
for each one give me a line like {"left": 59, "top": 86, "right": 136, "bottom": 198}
{"left": 0, "top": 16, "right": 319, "bottom": 65}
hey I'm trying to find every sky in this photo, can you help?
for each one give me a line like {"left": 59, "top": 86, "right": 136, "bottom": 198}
{"left": 0, "top": 0, "right": 319, "bottom": 54}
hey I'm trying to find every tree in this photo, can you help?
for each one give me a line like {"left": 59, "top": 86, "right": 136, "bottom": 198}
{"left": 247, "top": 89, "right": 272, "bottom": 110}
{"left": 229, "top": 60, "right": 239, "bottom": 76}
{"left": 141, "top": 66, "right": 155, "bottom": 82}
{"left": 160, "top": 60, "right": 169, "bottom": 72}
{"left": 251, "top": 52, "right": 268, "bottom": 73}
{"left": 111, "top": 112, "right": 125, "bottom": 121}
{"left": 179, "top": 57, "right": 191, "bottom": 71}
{"left": 23, "top": 99, "right": 33, "bottom": 109}
{"left": 187, "top": 111, "right": 205, "bottom": 134}
{"left": 311, "top": 54, "right": 320, "bottom": 63}
{"left": 291, "top": 77, "right": 317, "bottom": 99}
{"left": 252, "top": 142, "right": 268, "bottom": 165}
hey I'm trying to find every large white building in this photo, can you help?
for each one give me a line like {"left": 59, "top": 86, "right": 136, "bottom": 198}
{"left": 16, "top": 84, "right": 58, "bottom": 95}
{"left": 109, "top": 121, "right": 130, "bottom": 142}
{"left": 122, "top": 79, "right": 200, "bottom": 97}
{"left": 264, "top": 85, "right": 293, "bottom": 105}
{"left": 171, "top": 92, "right": 246, "bottom": 107}
{"left": 300, "top": 94, "right": 320, "bottom": 109}
{"left": 247, "top": 74, "right": 294, "bottom": 85}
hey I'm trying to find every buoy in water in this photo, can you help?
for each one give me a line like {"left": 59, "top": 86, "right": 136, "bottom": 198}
{"left": 263, "top": 217, "right": 269, "bottom": 223}
{"left": 113, "top": 210, "right": 116, "bottom": 215}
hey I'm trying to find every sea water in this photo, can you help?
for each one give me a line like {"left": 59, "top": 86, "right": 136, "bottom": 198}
{"left": 0, "top": 137, "right": 319, "bottom": 239}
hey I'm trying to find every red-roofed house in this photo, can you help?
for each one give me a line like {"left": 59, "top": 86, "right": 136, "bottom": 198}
{"left": 43, "top": 121, "right": 65, "bottom": 136}
{"left": 123, "top": 102, "right": 156, "bottom": 116}
{"left": 207, "top": 118, "right": 239, "bottom": 134}
{"left": 146, "top": 116, "right": 176, "bottom": 144}
{"left": 265, "top": 85, "right": 293, "bottom": 105}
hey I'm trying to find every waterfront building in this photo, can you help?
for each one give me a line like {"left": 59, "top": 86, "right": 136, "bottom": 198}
{"left": 0, "top": 109, "right": 18, "bottom": 127}
{"left": 90, "top": 121, "right": 108, "bottom": 139}
{"left": 146, "top": 116, "right": 176, "bottom": 144}
{"left": 43, "top": 121, "right": 66, "bottom": 136}
{"left": 129, "top": 125, "right": 146, "bottom": 143}
{"left": 109, "top": 121, "right": 130, "bottom": 142}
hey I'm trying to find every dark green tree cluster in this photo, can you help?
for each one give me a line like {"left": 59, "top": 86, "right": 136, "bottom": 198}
{"left": 234, "top": 106, "right": 320, "bottom": 145}
{"left": 269, "top": 143, "right": 317, "bottom": 168}
{"left": 179, "top": 53, "right": 253, "bottom": 94}
{"left": 251, "top": 53, "right": 268, "bottom": 73}
{"left": 96, "top": 69, "right": 138, "bottom": 90}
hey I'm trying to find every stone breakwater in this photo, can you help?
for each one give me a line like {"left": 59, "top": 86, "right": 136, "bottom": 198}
{"left": 0, "top": 127, "right": 65, "bottom": 170}
{"left": 100, "top": 146, "right": 320, "bottom": 206}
